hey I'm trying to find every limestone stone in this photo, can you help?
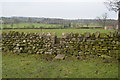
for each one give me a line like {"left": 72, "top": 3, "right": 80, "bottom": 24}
{"left": 54, "top": 54, "right": 65, "bottom": 60}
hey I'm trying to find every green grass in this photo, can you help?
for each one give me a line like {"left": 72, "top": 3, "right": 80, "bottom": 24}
{"left": 2, "top": 23, "right": 101, "bottom": 28}
{"left": 2, "top": 53, "right": 118, "bottom": 78}
{"left": 0, "top": 52, "right": 2, "bottom": 79}
{"left": 2, "top": 23, "right": 64, "bottom": 28}
{"left": 2, "top": 29, "right": 116, "bottom": 37}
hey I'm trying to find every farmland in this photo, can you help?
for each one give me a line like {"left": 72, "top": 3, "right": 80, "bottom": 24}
{"left": 2, "top": 29, "right": 119, "bottom": 78}
{"left": 2, "top": 23, "right": 64, "bottom": 28}
{"left": 1, "top": 18, "right": 118, "bottom": 78}
{"left": 2, "top": 23, "right": 102, "bottom": 28}
{"left": 2, "top": 53, "right": 118, "bottom": 78}
{"left": 1, "top": 1, "right": 119, "bottom": 78}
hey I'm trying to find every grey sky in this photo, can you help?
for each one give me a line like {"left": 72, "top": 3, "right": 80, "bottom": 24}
{"left": 0, "top": 0, "right": 117, "bottom": 19}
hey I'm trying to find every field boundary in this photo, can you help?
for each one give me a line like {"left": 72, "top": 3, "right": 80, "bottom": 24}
{"left": 1, "top": 27, "right": 102, "bottom": 29}
{"left": 2, "top": 31, "right": 119, "bottom": 59}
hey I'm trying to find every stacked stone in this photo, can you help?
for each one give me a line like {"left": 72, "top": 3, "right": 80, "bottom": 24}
{"left": 2, "top": 31, "right": 56, "bottom": 54}
{"left": 2, "top": 31, "right": 119, "bottom": 59}
{"left": 60, "top": 31, "right": 119, "bottom": 58}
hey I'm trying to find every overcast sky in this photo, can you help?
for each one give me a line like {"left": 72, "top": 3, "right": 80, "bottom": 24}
{"left": 0, "top": 0, "right": 117, "bottom": 19}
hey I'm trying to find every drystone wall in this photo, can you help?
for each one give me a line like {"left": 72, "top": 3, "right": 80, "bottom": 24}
{"left": 2, "top": 31, "right": 119, "bottom": 59}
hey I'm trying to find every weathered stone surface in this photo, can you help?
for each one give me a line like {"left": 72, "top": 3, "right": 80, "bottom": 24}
{"left": 2, "top": 31, "right": 119, "bottom": 59}
{"left": 54, "top": 54, "right": 65, "bottom": 60}
{"left": 100, "top": 55, "right": 112, "bottom": 59}
{"left": 84, "top": 32, "right": 91, "bottom": 38}
{"left": 95, "top": 31, "right": 100, "bottom": 38}
{"left": 99, "top": 33, "right": 108, "bottom": 38}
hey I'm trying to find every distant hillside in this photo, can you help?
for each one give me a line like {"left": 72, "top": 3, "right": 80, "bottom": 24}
{"left": 0, "top": 17, "right": 117, "bottom": 27}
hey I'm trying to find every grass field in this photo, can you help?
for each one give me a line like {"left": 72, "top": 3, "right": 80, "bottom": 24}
{"left": 2, "top": 53, "right": 118, "bottom": 78}
{"left": 2, "top": 29, "right": 116, "bottom": 37}
{"left": 2, "top": 28, "right": 118, "bottom": 78}
{"left": 2, "top": 23, "right": 101, "bottom": 28}
{"left": 2, "top": 23, "right": 64, "bottom": 28}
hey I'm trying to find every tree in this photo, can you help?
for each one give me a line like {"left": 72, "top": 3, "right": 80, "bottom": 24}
{"left": 105, "top": 0, "right": 120, "bottom": 33}
{"left": 28, "top": 18, "right": 33, "bottom": 28}
{"left": 63, "top": 23, "right": 71, "bottom": 28}
{"left": 40, "top": 26, "right": 43, "bottom": 32}
{"left": 11, "top": 23, "right": 14, "bottom": 29}
{"left": 85, "top": 22, "right": 90, "bottom": 27}
{"left": 96, "top": 13, "right": 108, "bottom": 28}
{"left": 13, "top": 18, "right": 20, "bottom": 28}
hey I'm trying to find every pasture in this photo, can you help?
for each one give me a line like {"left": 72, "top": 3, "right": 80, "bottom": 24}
{"left": 2, "top": 53, "right": 118, "bottom": 78}
{"left": 2, "top": 23, "right": 101, "bottom": 29}
{"left": 2, "top": 23, "right": 64, "bottom": 28}
{"left": 1, "top": 28, "right": 118, "bottom": 78}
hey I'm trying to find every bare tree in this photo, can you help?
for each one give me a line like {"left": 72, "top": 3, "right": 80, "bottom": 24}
{"left": 96, "top": 13, "right": 108, "bottom": 28}
{"left": 105, "top": 0, "right": 120, "bottom": 33}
